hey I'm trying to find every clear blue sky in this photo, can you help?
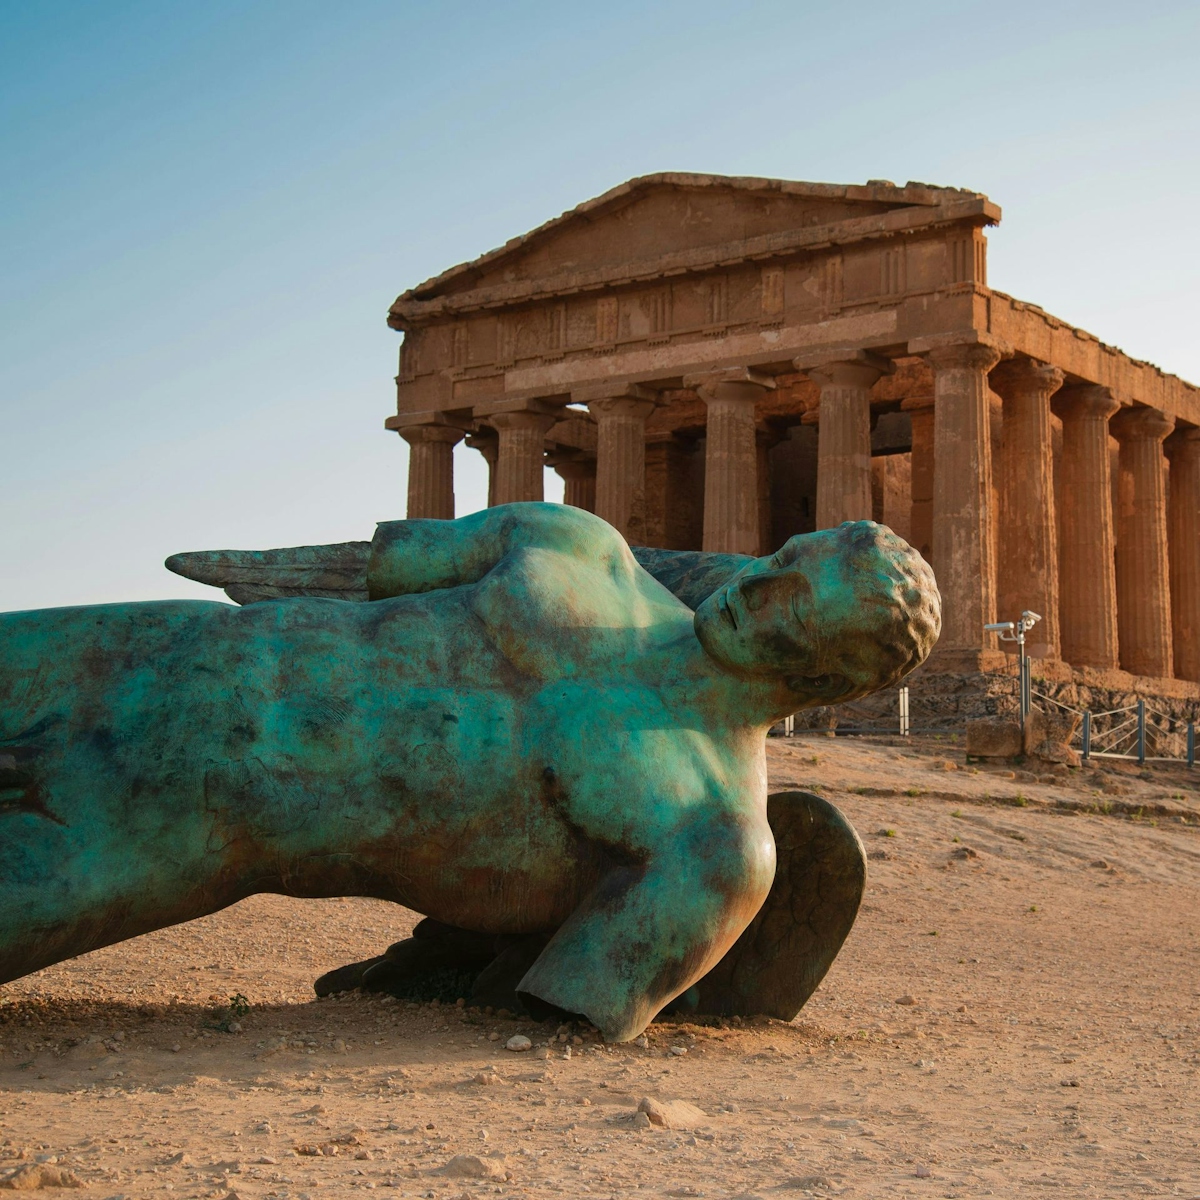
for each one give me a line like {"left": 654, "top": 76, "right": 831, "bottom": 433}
{"left": 3, "top": 0, "right": 1197, "bottom": 610}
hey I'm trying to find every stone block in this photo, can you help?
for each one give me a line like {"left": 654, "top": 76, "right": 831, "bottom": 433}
{"left": 965, "top": 718, "right": 1022, "bottom": 760}
{"left": 1024, "top": 708, "right": 1081, "bottom": 767}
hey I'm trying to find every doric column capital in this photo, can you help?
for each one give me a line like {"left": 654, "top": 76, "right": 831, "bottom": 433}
{"left": 464, "top": 427, "right": 498, "bottom": 454}
{"left": 488, "top": 409, "right": 559, "bottom": 435}
{"left": 684, "top": 367, "right": 775, "bottom": 406}
{"left": 1054, "top": 383, "right": 1120, "bottom": 423}
{"left": 1166, "top": 424, "right": 1200, "bottom": 462}
{"left": 385, "top": 409, "right": 472, "bottom": 435}
{"left": 572, "top": 381, "right": 657, "bottom": 407}
{"left": 397, "top": 423, "right": 465, "bottom": 447}
{"left": 1111, "top": 405, "right": 1175, "bottom": 444}
{"left": 794, "top": 348, "right": 893, "bottom": 390}
{"left": 922, "top": 341, "right": 1005, "bottom": 374}
{"left": 989, "top": 356, "right": 1064, "bottom": 399}
{"left": 546, "top": 449, "right": 596, "bottom": 479}
{"left": 587, "top": 396, "right": 657, "bottom": 422}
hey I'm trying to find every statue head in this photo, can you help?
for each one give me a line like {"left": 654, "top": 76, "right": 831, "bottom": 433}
{"left": 692, "top": 521, "right": 940, "bottom": 707}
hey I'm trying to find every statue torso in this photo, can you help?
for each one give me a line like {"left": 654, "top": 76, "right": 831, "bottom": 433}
{"left": 0, "top": 545, "right": 769, "bottom": 938}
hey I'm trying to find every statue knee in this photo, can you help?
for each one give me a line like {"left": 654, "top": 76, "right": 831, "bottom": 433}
{"left": 690, "top": 812, "right": 776, "bottom": 925}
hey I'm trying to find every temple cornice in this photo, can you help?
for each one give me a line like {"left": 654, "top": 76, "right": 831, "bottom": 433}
{"left": 387, "top": 195, "right": 1000, "bottom": 328}
{"left": 987, "top": 290, "right": 1200, "bottom": 424}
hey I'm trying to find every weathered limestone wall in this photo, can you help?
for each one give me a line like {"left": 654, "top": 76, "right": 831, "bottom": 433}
{"left": 794, "top": 660, "right": 1200, "bottom": 734}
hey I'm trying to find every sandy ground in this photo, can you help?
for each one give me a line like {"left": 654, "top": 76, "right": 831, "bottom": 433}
{"left": 2, "top": 735, "right": 1199, "bottom": 1199}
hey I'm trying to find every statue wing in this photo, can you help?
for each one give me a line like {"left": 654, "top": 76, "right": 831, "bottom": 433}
{"left": 166, "top": 536, "right": 752, "bottom": 609}
{"left": 165, "top": 541, "right": 371, "bottom": 605}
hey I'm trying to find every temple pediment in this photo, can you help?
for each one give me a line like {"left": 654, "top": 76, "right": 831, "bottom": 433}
{"left": 389, "top": 173, "right": 995, "bottom": 327}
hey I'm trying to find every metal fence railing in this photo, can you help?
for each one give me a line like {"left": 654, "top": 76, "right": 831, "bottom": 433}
{"left": 1030, "top": 689, "right": 1196, "bottom": 767}
{"left": 775, "top": 686, "right": 921, "bottom": 739}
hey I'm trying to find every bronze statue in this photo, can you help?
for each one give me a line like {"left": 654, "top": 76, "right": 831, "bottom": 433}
{"left": 1, "top": 505, "right": 938, "bottom": 1040}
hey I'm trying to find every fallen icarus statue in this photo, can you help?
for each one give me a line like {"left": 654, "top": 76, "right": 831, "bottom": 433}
{"left": 0, "top": 505, "right": 938, "bottom": 1040}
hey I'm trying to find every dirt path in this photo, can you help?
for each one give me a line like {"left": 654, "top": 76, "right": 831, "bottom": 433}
{"left": 2, "top": 737, "right": 1198, "bottom": 1199}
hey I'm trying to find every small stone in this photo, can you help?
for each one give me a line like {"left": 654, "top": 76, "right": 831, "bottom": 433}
{"left": 895, "top": 995, "right": 917, "bottom": 1006}
{"left": 170, "top": 1043, "right": 181, "bottom": 1053}
{"left": 163, "top": 1152, "right": 194, "bottom": 1167}
{"left": 435, "top": 1154, "right": 507, "bottom": 1181}
{"left": 228, "top": 1021, "right": 242, "bottom": 1033}
{"left": 487, "top": 1031, "right": 501, "bottom": 1042}
{"left": 505, "top": 1035, "right": 532, "bottom": 1053}
{"left": 332, "top": 1038, "right": 346, "bottom": 1053}
{"left": 782, "top": 1176, "right": 831, "bottom": 1191}
{"left": 473, "top": 1070, "right": 502, "bottom": 1085}
{"left": 633, "top": 1034, "right": 649, "bottom": 1049}
{"left": 914, "top": 1164, "right": 931, "bottom": 1177}
{"left": 0, "top": 1163, "right": 84, "bottom": 1189}
{"left": 630, "top": 1111, "right": 652, "bottom": 1130}
{"left": 637, "top": 1097, "right": 706, "bottom": 1129}
{"left": 669, "top": 1045, "right": 688, "bottom": 1056}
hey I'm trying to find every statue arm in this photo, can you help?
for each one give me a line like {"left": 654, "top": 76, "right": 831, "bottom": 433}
{"left": 517, "top": 806, "right": 775, "bottom": 1041}
{"left": 367, "top": 503, "right": 625, "bottom": 599}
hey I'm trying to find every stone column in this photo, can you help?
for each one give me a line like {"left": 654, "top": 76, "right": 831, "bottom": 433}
{"left": 901, "top": 395, "right": 934, "bottom": 562}
{"left": 399, "top": 424, "right": 463, "bottom": 520}
{"left": 644, "top": 434, "right": 704, "bottom": 550}
{"left": 991, "top": 358, "right": 1064, "bottom": 658}
{"left": 1167, "top": 427, "right": 1200, "bottom": 682}
{"left": 1112, "top": 405, "right": 1175, "bottom": 678}
{"left": 800, "top": 353, "right": 890, "bottom": 529}
{"left": 920, "top": 340, "right": 1003, "bottom": 652}
{"left": 490, "top": 410, "right": 558, "bottom": 506}
{"left": 1055, "top": 385, "right": 1120, "bottom": 670}
{"left": 756, "top": 428, "right": 788, "bottom": 554}
{"left": 769, "top": 423, "right": 819, "bottom": 541}
{"left": 583, "top": 387, "right": 656, "bottom": 539}
{"left": 551, "top": 452, "right": 597, "bottom": 512}
{"left": 464, "top": 428, "right": 499, "bottom": 508}
{"left": 685, "top": 369, "right": 775, "bottom": 555}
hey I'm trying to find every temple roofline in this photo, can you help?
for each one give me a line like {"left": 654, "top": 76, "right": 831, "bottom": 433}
{"left": 391, "top": 172, "right": 992, "bottom": 311}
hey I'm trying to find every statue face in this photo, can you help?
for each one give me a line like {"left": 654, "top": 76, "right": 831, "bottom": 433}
{"left": 693, "top": 522, "right": 940, "bottom": 706}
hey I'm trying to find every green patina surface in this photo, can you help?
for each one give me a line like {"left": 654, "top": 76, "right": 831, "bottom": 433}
{"left": 0, "top": 504, "right": 938, "bottom": 1040}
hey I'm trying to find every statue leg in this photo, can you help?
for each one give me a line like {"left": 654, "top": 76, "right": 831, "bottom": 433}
{"left": 686, "top": 791, "right": 865, "bottom": 1019}
{"left": 315, "top": 918, "right": 497, "bottom": 1001}
{"left": 516, "top": 812, "right": 774, "bottom": 1042}
{"left": 312, "top": 793, "right": 862, "bottom": 1028}
{"left": 309, "top": 796, "right": 864, "bottom": 1022}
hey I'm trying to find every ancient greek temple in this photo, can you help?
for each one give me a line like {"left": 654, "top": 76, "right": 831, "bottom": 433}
{"left": 385, "top": 173, "right": 1200, "bottom": 690}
